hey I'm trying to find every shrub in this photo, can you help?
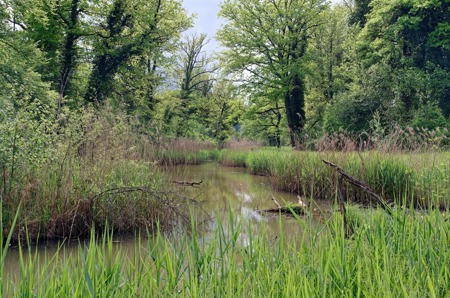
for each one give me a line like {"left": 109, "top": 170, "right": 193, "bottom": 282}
{"left": 410, "top": 102, "right": 448, "bottom": 130}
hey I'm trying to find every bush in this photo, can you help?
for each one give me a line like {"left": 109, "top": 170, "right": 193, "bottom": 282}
{"left": 410, "top": 102, "right": 448, "bottom": 130}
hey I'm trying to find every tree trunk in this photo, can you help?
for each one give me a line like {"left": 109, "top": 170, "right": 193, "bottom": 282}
{"left": 57, "top": 0, "right": 80, "bottom": 118}
{"left": 284, "top": 74, "right": 305, "bottom": 148}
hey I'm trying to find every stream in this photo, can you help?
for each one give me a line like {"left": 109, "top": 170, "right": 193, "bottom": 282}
{"left": 3, "top": 163, "right": 331, "bottom": 282}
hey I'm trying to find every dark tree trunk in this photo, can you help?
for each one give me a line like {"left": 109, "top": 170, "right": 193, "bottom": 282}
{"left": 57, "top": 0, "right": 81, "bottom": 118}
{"left": 84, "top": 36, "right": 137, "bottom": 104}
{"left": 85, "top": 55, "right": 115, "bottom": 104}
{"left": 84, "top": 0, "right": 135, "bottom": 104}
{"left": 84, "top": 0, "right": 161, "bottom": 105}
{"left": 272, "top": 101, "right": 282, "bottom": 148}
{"left": 146, "top": 59, "right": 157, "bottom": 111}
{"left": 284, "top": 74, "right": 305, "bottom": 148}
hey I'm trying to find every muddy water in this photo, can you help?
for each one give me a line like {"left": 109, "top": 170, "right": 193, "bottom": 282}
{"left": 166, "top": 163, "right": 329, "bottom": 237}
{"left": 3, "top": 163, "right": 331, "bottom": 282}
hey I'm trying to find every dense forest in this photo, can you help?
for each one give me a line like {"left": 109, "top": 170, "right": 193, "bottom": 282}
{"left": 1, "top": 0, "right": 449, "bottom": 155}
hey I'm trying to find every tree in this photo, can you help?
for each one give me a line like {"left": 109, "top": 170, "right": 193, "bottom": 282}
{"left": 217, "top": 0, "right": 327, "bottom": 147}
{"left": 0, "top": 8, "right": 57, "bottom": 180}
{"left": 0, "top": 1, "right": 56, "bottom": 114}
{"left": 177, "top": 33, "right": 216, "bottom": 100}
{"left": 84, "top": 0, "right": 191, "bottom": 104}
{"left": 348, "top": 0, "right": 372, "bottom": 27}
{"left": 242, "top": 93, "right": 284, "bottom": 147}
{"left": 305, "top": 3, "right": 352, "bottom": 133}
{"left": 357, "top": 0, "right": 450, "bottom": 119}
{"left": 56, "top": 0, "right": 85, "bottom": 115}
{"left": 199, "top": 80, "right": 242, "bottom": 147}
{"left": 6, "top": 0, "right": 88, "bottom": 115}
{"left": 169, "top": 32, "right": 218, "bottom": 135}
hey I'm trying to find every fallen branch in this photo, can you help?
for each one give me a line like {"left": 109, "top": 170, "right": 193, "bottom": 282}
{"left": 337, "top": 176, "right": 353, "bottom": 238}
{"left": 171, "top": 180, "right": 203, "bottom": 187}
{"left": 322, "top": 160, "right": 393, "bottom": 216}
{"left": 271, "top": 195, "right": 282, "bottom": 209}
{"left": 260, "top": 196, "right": 309, "bottom": 215}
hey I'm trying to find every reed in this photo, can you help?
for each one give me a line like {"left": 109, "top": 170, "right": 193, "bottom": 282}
{"left": 218, "top": 150, "right": 248, "bottom": 168}
{"left": 0, "top": 110, "right": 193, "bottom": 243}
{"left": 1, "top": 207, "right": 448, "bottom": 297}
{"left": 154, "top": 149, "right": 219, "bottom": 166}
{"left": 217, "top": 149, "right": 449, "bottom": 208}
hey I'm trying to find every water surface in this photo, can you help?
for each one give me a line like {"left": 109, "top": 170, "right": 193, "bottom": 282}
{"left": 4, "top": 163, "right": 331, "bottom": 282}
{"left": 166, "top": 163, "right": 329, "bottom": 235}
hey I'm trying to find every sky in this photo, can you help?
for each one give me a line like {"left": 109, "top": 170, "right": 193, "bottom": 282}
{"left": 182, "top": 0, "right": 223, "bottom": 54}
{"left": 182, "top": 0, "right": 340, "bottom": 54}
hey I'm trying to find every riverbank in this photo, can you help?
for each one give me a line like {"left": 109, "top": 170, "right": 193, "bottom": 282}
{"left": 2, "top": 136, "right": 448, "bottom": 243}
{"left": 0, "top": 115, "right": 198, "bottom": 243}
{"left": 1, "top": 207, "right": 448, "bottom": 297}
{"left": 161, "top": 148, "right": 449, "bottom": 209}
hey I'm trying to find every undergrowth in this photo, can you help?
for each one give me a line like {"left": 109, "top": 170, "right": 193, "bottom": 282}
{"left": 0, "top": 108, "right": 194, "bottom": 243}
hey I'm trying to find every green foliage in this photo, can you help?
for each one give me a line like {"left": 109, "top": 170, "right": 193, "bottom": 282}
{"left": 428, "top": 22, "right": 450, "bottom": 50}
{"left": 217, "top": 0, "right": 328, "bottom": 146}
{"left": 410, "top": 102, "right": 448, "bottom": 130}
{"left": 152, "top": 80, "right": 242, "bottom": 147}
{"left": 0, "top": 102, "right": 56, "bottom": 172}
{"left": 349, "top": 0, "right": 372, "bottom": 26}
{"left": 323, "top": 63, "right": 393, "bottom": 132}
{"left": 356, "top": 0, "right": 450, "bottom": 118}
{"left": 0, "top": 29, "right": 57, "bottom": 201}
{"left": 302, "top": 0, "right": 450, "bottom": 141}
{"left": 85, "top": 0, "right": 192, "bottom": 104}
{"left": 240, "top": 92, "right": 287, "bottom": 147}
{"left": 2, "top": 0, "right": 449, "bottom": 146}
{"left": 0, "top": 29, "right": 56, "bottom": 111}
{"left": 1, "top": 107, "right": 197, "bottom": 242}
{"left": 324, "top": 97, "right": 369, "bottom": 133}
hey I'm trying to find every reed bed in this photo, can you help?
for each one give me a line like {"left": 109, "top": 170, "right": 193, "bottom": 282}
{"left": 0, "top": 111, "right": 194, "bottom": 243}
{"left": 154, "top": 149, "right": 220, "bottom": 166}
{"left": 312, "top": 127, "right": 449, "bottom": 152}
{"left": 1, "top": 207, "right": 448, "bottom": 297}
{"left": 218, "top": 149, "right": 449, "bottom": 209}
{"left": 1, "top": 157, "right": 190, "bottom": 243}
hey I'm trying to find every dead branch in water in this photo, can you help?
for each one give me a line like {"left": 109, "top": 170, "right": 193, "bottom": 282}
{"left": 259, "top": 196, "right": 309, "bottom": 215}
{"left": 271, "top": 195, "right": 282, "bottom": 209}
{"left": 337, "top": 176, "right": 353, "bottom": 238}
{"left": 171, "top": 180, "right": 203, "bottom": 187}
{"left": 322, "top": 159, "right": 393, "bottom": 216}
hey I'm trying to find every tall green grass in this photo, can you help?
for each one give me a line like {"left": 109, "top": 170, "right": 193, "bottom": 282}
{"left": 217, "top": 149, "right": 450, "bottom": 209}
{"left": 1, "top": 208, "right": 448, "bottom": 297}
{"left": 155, "top": 149, "right": 220, "bottom": 166}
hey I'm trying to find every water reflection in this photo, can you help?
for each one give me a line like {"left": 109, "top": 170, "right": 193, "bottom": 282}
{"left": 4, "top": 163, "right": 331, "bottom": 282}
{"left": 165, "top": 163, "right": 330, "bottom": 242}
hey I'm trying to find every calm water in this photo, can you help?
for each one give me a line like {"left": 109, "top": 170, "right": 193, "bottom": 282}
{"left": 4, "top": 163, "right": 331, "bottom": 281}
{"left": 165, "top": 163, "right": 329, "bottom": 235}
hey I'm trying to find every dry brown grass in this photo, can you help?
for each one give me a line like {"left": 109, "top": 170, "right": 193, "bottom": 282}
{"left": 223, "top": 140, "right": 260, "bottom": 151}
{"left": 313, "top": 127, "right": 449, "bottom": 152}
{"left": 165, "top": 138, "right": 216, "bottom": 152}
